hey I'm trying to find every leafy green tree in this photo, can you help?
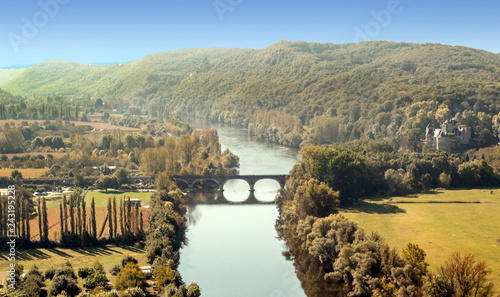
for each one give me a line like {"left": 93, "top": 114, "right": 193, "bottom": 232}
{"left": 310, "top": 147, "right": 367, "bottom": 205}
{"left": 293, "top": 179, "right": 339, "bottom": 219}
{"left": 95, "top": 175, "right": 119, "bottom": 191}
{"left": 114, "top": 168, "right": 131, "bottom": 187}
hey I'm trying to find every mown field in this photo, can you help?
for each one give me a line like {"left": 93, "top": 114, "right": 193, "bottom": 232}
{"left": 0, "top": 168, "right": 48, "bottom": 178}
{"left": 342, "top": 188, "right": 500, "bottom": 291}
{"left": 0, "top": 245, "right": 147, "bottom": 287}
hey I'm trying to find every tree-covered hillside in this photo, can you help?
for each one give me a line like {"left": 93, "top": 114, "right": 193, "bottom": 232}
{"left": 0, "top": 68, "right": 25, "bottom": 85}
{"left": 166, "top": 41, "right": 500, "bottom": 147}
{"left": 4, "top": 41, "right": 500, "bottom": 148}
{"left": 2, "top": 48, "right": 248, "bottom": 100}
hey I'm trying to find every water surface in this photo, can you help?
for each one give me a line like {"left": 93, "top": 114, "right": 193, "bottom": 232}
{"left": 178, "top": 122, "right": 305, "bottom": 297}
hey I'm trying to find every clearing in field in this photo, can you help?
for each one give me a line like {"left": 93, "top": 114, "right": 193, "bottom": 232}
{"left": 341, "top": 188, "right": 500, "bottom": 291}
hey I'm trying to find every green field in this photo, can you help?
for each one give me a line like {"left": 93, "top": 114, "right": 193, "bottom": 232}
{"left": 342, "top": 188, "right": 500, "bottom": 291}
{"left": 0, "top": 245, "right": 147, "bottom": 286}
{"left": 43, "top": 190, "right": 154, "bottom": 209}
{"left": 83, "top": 190, "right": 155, "bottom": 207}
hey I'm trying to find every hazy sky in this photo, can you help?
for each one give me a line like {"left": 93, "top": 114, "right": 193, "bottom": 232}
{"left": 0, "top": 0, "right": 498, "bottom": 68}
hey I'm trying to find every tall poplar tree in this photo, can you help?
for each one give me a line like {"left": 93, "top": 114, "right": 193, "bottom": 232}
{"left": 107, "top": 197, "right": 113, "bottom": 239}
{"left": 42, "top": 197, "right": 49, "bottom": 242}
{"left": 139, "top": 209, "right": 144, "bottom": 233}
{"left": 59, "top": 203, "right": 64, "bottom": 242}
{"left": 25, "top": 199, "right": 30, "bottom": 242}
{"left": 62, "top": 195, "right": 68, "bottom": 233}
{"left": 90, "top": 197, "right": 97, "bottom": 239}
{"left": 69, "top": 194, "right": 75, "bottom": 234}
{"left": 134, "top": 204, "right": 139, "bottom": 234}
{"left": 82, "top": 198, "right": 86, "bottom": 235}
{"left": 20, "top": 197, "right": 25, "bottom": 239}
{"left": 119, "top": 198, "right": 124, "bottom": 235}
{"left": 113, "top": 196, "right": 117, "bottom": 238}
{"left": 37, "top": 198, "right": 43, "bottom": 241}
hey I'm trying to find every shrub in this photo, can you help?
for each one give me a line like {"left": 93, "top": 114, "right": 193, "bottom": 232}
{"left": 109, "top": 265, "right": 121, "bottom": 276}
{"left": 119, "top": 287, "right": 145, "bottom": 297}
{"left": 45, "top": 268, "right": 57, "bottom": 280}
{"left": 77, "top": 267, "right": 93, "bottom": 279}
{"left": 121, "top": 256, "right": 138, "bottom": 267}
{"left": 48, "top": 274, "right": 81, "bottom": 297}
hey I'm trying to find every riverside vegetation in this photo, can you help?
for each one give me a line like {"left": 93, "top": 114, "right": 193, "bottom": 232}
{"left": 275, "top": 141, "right": 498, "bottom": 296}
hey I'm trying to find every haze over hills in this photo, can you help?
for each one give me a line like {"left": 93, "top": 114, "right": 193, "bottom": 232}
{"left": 0, "top": 68, "right": 26, "bottom": 85}
{"left": 1, "top": 40, "right": 500, "bottom": 146}
{"left": 0, "top": 48, "right": 248, "bottom": 99}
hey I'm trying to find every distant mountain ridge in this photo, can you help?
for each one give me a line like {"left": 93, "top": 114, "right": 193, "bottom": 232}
{"left": 1, "top": 48, "right": 249, "bottom": 98}
{"left": 2, "top": 41, "right": 500, "bottom": 147}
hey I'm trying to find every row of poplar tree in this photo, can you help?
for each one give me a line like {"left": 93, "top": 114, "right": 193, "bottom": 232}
{"left": 0, "top": 189, "right": 144, "bottom": 249}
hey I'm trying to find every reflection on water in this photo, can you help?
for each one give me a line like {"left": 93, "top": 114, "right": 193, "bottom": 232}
{"left": 178, "top": 122, "right": 305, "bottom": 297}
{"left": 185, "top": 179, "right": 280, "bottom": 206}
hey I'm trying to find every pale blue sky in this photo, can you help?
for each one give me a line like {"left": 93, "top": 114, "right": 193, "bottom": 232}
{"left": 0, "top": 0, "right": 498, "bottom": 68}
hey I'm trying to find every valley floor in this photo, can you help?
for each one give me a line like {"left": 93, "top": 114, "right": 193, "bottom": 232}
{"left": 342, "top": 188, "right": 500, "bottom": 293}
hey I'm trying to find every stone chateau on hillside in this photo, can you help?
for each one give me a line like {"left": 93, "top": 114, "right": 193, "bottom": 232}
{"left": 425, "top": 119, "right": 471, "bottom": 151}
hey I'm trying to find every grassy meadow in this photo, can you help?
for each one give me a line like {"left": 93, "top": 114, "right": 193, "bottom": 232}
{"left": 0, "top": 245, "right": 147, "bottom": 287}
{"left": 342, "top": 188, "right": 500, "bottom": 290}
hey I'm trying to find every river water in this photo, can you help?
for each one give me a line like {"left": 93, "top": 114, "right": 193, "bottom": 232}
{"left": 178, "top": 123, "right": 306, "bottom": 297}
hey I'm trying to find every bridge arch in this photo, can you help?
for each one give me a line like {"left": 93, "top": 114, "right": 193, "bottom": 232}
{"left": 192, "top": 178, "right": 221, "bottom": 192}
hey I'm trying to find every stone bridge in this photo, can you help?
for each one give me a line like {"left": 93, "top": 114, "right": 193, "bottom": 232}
{"left": 172, "top": 175, "right": 288, "bottom": 192}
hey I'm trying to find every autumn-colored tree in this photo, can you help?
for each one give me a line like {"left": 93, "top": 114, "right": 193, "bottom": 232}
{"left": 402, "top": 243, "right": 428, "bottom": 276}
{"left": 428, "top": 252, "right": 495, "bottom": 297}
{"left": 114, "top": 263, "right": 147, "bottom": 290}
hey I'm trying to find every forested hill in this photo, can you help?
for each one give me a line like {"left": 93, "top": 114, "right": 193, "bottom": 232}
{"left": 3, "top": 41, "right": 500, "bottom": 147}
{"left": 1, "top": 48, "right": 248, "bottom": 99}
{"left": 170, "top": 41, "right": 500, "bottom": 122}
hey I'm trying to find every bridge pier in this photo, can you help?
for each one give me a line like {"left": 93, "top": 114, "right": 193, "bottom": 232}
{"left": 248, "top": 181, "right": 255, "bottom": 192}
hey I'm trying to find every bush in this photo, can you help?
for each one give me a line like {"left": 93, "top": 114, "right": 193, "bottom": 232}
{"left": 109, "top": 265, "right": 122, "bottom": 276}
{"left": 121, "top": 256, "right": 138, "bottom": 267}
{"left": 119, "top": 287, "right": 145, "bottom": 297}
{"left": 85, "top": 270, "right": 108, "bottom": 290}
{"left": 77, "top": 267, "right": 93, "bottom": 279}
{"left": 45, "top": 268, "right": 57, "bottom": 280}
{"left": 48, "top": 274, "right": 81, "bottom": 297}
{"left": 23, "top": 276, "right": 43, "bottom": 297}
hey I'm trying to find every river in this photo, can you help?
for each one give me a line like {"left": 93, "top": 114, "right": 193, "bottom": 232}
{"left": 178, "top": 122, "right": 306, "bottom": 297}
